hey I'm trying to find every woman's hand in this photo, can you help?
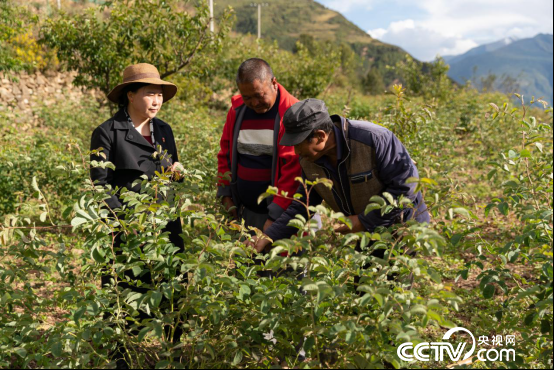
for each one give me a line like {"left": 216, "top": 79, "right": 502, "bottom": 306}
{"left": 170, "top": 161, "right": 184, "bottom": 172}
{"left": 170, "top": 161, "right": 184, "bottom": 180}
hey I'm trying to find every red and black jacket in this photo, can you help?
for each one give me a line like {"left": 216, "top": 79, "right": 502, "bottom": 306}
{"left": 216, "top": 84, "right": 301, "bottom": 220}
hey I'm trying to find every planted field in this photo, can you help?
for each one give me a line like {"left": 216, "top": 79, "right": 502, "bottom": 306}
{"left": 1, "top": 86, "right": 552, "bottom": 368}
{"left": 0, "top": 0, "right": 552, "bottom": 368}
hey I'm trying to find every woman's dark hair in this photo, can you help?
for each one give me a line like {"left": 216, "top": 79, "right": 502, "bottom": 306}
{"left": 305, "top": 118, "right": 334, "bottom": 142}
{"left": 118, "top": 83, "right": 151, "bottom": 108}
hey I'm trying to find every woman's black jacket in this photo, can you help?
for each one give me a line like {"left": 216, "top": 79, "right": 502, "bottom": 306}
{"left": 90, "top": 109, "right": 183, "bottom": 248}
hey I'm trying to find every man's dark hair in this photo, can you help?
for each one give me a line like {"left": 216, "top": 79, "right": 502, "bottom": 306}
{"left": 118, "top": 82, "right": 151, "bottom": 108}
{"left": 236, "top": 58, "right": 275, "bottom": 85}
{"left": 305, "top": 119, "right": 334, "bottom": 142}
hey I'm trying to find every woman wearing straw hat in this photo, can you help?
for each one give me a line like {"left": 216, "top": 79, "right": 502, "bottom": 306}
{"left": 90, "top": 62, "right": 184, "bottom": 249}
{"left": 90, "top": 63, "right": 184, "bottom": 365}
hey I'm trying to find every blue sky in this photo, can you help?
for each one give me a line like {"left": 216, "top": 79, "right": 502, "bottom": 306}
{"left": 317, "top": 0, "right": 554, "bottom": 61}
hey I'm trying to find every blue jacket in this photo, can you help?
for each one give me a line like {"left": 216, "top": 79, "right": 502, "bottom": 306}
{"left": 265, "top": 115, "right": 430, "bottom": 242}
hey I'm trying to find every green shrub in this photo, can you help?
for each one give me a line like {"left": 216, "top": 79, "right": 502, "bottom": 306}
{"left": 0, "top": 0, "right": 38, "bottom": 72}
{"left": 39, "top": 0, "right": 232, "bottom": 98}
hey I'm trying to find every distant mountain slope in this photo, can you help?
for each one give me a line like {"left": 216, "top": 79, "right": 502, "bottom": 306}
{"left": 447, "top": 34, "right": 553, "bottom": 104}
{"left": 214, "top": 0, "right": 412, "bottom": 84}
{"left": 215, "top": 0, "right": 384, "bottom": 48}
{"left": 443, "top": 37, "right": 518, "bottom": 64}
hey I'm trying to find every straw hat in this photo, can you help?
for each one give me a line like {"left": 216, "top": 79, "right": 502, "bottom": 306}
{"left": 107, "top": 63, "right": 178, "bottom": 104}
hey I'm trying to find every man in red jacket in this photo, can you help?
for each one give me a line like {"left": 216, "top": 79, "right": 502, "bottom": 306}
{"left": 217, "top": 58, "right": 301, "bottom": 232}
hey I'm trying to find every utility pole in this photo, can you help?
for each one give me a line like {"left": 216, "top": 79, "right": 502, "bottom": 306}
{"left": 209, "top": 0, "right": 214, "bottom": 32}
{"left": 249, "top": 3, "right": 268, "bottom": 39}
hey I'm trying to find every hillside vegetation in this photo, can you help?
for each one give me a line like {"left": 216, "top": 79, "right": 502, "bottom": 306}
{"left": 0, "top": 0, "right": 552, "bottom": 369}
{"left": 215, "top": 0, "right": 412, "bottom": 87}
{"left": 217, "top": 0, "right": 383, "bottom": 46}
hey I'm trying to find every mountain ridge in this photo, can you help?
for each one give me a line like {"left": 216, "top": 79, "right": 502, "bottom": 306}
{"left": 214, "top": 0, "right": 413, "bottom": 85}
{"left": 442, "top": 37, "right": 519, "bottom": 64}
{"left": 446, "top": 34, "right": 553, "bottom": 104}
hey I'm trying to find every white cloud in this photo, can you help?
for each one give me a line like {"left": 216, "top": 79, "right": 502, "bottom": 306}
{"left": 409, "top": 0, "right": 553, "bottom": 40}
{"left": 323, "top": 0, "right": 375, "bottom": 13}
{"left": 368, "top": 20, "right": 479, "bottom": 61}
{"left": 389, "top": 19, "right": 415, "bottom": 33}
{"left": 366, "top": 0, "right": 553, "bottom": 60}
{"left": 367, "top": 28, "right": 387, "bottom": 39}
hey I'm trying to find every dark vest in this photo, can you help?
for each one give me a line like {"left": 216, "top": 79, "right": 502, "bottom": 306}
{"left": 300, "top": 119, "right": 384, "bottom": 215}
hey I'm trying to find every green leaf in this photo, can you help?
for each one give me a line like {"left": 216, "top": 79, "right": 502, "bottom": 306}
{"left": 14, "top": 347, "right": 27, "bottom": 358}
{"left": 451, "top": 234, "right": 463, "bottom": 247}
{"left": 31, "top": 176, "right": 40, "bottom": 192}
{"left": 137, "top": 327, "right": 150, "bottom": 342}
{"left": 345, "top": 330, "right": 355, "bottom": 344}
{"left": 132, "top": 266, "right": 142, "bottom": 277}
{"left": 71, "top": 217, "right": 88, "bottom": 227}
{"left": 93, "top": 332, "right": 102, "bottom": 345}
{"left": 210, "top": 309, "right": 220, "bottom": 324}
{"left": 369, "top": 195, "right": 385, "bottom": 206}
{"left": 427, "top": 310, "right": 442, "bottom": 323}
{"left": 520, "top": 149, "right": 531, "bottom": 158}
{"left": 382, "top": 205, "right": 395, "bottom": 215}
{"left": 483, "top": 284, "right": 495, "bottom": 299}
{"left": 153, "top": 321, "right": 163, "bottom": 338}
{"left": 303, "top": 336, "right": 315, "bottom": 352}
{"left": 515, "top": 286, "right": 541, "bottom": 300}
{"left": 364, "top": 203, "right": 381, "bottom": 215}
{"left": 238, "top": 284, "right": 251, "bottom": 301}
{"left": 382, "top": 192, "right": 395, "bottom": 205}
{"left": 428, "top": 268, "right": 442, "bottom": 284}
{"left": 155, "top": 360, "right": 170, "bottom": 369}
{"left": 373, "top": 293, "right": 384, "bottom": 307}
{"left": 51, "top": 341, "right": 62, "bottom": 357}
{"left": 420, "top": 177, "right": 438, "bottom": 186}
{"left": 497, "top": 202, "right": 509, "bottom": 216}
{"left": 257, "top": 192, "right": 272, "bottom": 204}
{"left": 359, "top": 293, "right": 373, "bottom": 306}
{"left": 540, "top": 319, "right": 552, "bottom": 334}
{"left": 232, "top": 350, "right": 243, "bottom": 366}
{"left": 76, "top": 209, "right": 94, "bottom": 220}
{"left": 62, "top": 206, "right": 73, "bottom": 220}
{"left": 449, "top": 207, "right": 472, "bottom": 219}
{"left": 91, "top": 247, "right": 105, "bottom": 263}
{"left": 74, "top": 306, "right": 86, "bottom": 324}
{"left": 410, "top": 304, "right": 427, "bottom": 315}
{"left": 524, "top": 312, "right": 537, "bottom": 326}
{"left": 151, "top": 291, "right": 162, "bottom": 308}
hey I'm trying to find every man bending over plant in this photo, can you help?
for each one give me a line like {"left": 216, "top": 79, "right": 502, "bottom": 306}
{"left": 250, "top": 98, "right": 430, "bottom": 252}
